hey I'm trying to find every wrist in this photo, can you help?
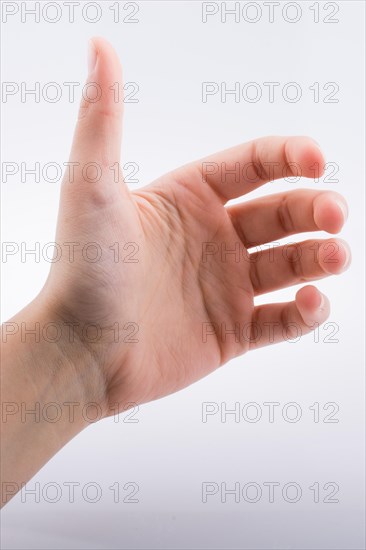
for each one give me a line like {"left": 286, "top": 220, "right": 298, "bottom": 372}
{"left": 2, "top": 294, "right": 109, "bottom": 431}
{"left": 41, "top": 293, "right": 111, "bottom": 423}
{"left": 1, "top": 296, "right": 111, "bottom": 503}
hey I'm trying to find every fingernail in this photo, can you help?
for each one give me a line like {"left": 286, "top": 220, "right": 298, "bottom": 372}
{"left": 88, "top": 40, "right": 97, "bottom": 75}
{"left": 334, "top": 198, "right": 348, "bottom": 223}
{"left": 340, "top": 244, "right": 351, "bottom": 271}
{"left": 318, "top": 292, "right": 325, "bottom": 312}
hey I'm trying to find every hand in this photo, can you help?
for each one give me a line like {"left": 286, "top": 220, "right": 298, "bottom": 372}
{"left": 1, "top": 37, "right": 351, "bottom": 502}
{"left": 39, "top": 37, "right": 350, "bottom": 416}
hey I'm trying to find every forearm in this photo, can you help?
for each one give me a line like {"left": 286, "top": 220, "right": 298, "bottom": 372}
{"left": 0, "top": 298, "right": 104, "bottom": 506}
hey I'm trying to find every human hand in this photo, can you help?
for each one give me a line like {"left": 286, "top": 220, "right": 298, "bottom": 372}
{"left": 38, "top": 37, "right": 350, "bottom": 417}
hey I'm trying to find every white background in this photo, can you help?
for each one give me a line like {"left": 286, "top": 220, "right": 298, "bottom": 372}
{"left": 1, "top": 1, "right": 365, "bottom": 549}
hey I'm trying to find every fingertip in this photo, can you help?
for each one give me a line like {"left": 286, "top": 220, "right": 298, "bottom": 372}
{"left": 319, "top": 238, "right": 351, "bottom": 274}
{"left": 296, "top": 285, "right": 330, "bottom": 327}
{"left": 89, "top": 36, "right": 115, "bottom": 54}
{"left": 87, "top": 38, "right": 98, "bottom": 76}
{"left": 296, "top": 284, "right": 320, "bottom": 310}
{"left": 314, "top": 192, "right": 348, "bottom": 233}
{"left": 87, "top": 36, "right": 123, "bottom": 83}
{"left": 290, "top": 137, "right": 325, "bottom": 178}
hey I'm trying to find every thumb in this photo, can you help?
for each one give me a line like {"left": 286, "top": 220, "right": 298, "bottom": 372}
{"left": 63, "top": 37, "right": 127, "bottom": 203}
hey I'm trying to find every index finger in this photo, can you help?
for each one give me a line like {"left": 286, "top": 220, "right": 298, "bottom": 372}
{"left": 196, "top": 136, "right": 325, "bottom": 203}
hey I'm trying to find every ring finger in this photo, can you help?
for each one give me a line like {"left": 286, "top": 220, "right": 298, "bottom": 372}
{"left": 249, "top": 238, "right": 351, "bottom": 296}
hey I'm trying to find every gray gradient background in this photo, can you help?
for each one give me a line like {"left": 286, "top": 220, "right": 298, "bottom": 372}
{"left": 1, "top": 1, "right": 365, "bottom": 548}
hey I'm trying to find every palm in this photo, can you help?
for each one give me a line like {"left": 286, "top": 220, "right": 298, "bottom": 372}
{"left": 44, "top": 38, "right": 348, "bottom": 414}
{"left": 128, "top": 168, "right": 254, "bottom": 400}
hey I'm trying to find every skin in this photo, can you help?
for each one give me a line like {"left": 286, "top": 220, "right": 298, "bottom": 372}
{"left": 0, "top": 38, "right": 351, "bottom": 505}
